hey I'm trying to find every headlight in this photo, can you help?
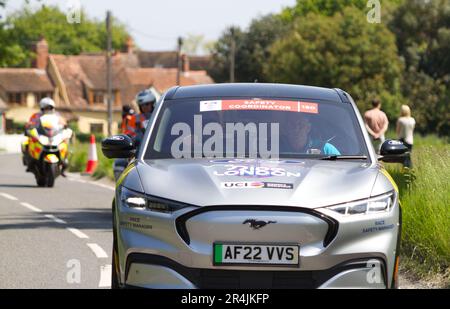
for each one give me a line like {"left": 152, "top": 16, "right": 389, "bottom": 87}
{"left": 120, "top": 187, "right": 192, "bottom": 213}
{"left": 324, "top": 191, "right": 396, "bottom": 216}
{"left": 39, "top": 135, "right": 50, "bottom": 146}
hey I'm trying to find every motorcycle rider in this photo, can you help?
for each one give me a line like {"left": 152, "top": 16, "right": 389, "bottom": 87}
{"left": 26, "top": 97, "right": 67, "bottom": 130}
{"left": 123, "top": 89, "right": 156, "bottom": 142}
{"left": 113, "top": 90, "right": 156, "bottom": 180}
{"left": 23, "top": 97, "right": 68, "bottom": 174}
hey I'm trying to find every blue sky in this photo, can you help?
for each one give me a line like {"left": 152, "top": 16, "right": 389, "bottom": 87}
{"left": 4, "top": 0, "right": 296, "bottom": 52}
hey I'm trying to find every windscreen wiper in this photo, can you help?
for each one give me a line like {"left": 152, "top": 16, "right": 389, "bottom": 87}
{"left": 320, "top": 155, "right": 368, "bottom": 161}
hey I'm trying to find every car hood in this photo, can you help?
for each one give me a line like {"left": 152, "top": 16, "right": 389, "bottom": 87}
{"left": 136, "top": 159, "right": 380, "bottom": 209}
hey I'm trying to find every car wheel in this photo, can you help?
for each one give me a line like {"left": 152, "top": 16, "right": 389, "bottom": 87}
{"left": 111, "top": 242, "right": 120, "bottom": 289}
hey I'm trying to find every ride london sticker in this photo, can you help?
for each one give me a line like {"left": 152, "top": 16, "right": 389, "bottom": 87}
{"left": 200, "top": 99, "right": 319, "bottom": 114}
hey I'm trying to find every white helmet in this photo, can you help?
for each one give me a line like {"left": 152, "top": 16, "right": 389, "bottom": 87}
{"left": 136, "top": 89, "right": 156, "bottom": 106}
{"left": 39, "top": 97, "right": 56, "bottom": 110}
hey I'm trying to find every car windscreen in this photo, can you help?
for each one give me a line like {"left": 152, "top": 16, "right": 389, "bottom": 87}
{"left": 144, "top": 98, "right": 369, "bottom": 160}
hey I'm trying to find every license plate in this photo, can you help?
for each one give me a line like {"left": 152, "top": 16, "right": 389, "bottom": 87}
{"left": 213, "top": 243, "right": 300, "bottom": 266}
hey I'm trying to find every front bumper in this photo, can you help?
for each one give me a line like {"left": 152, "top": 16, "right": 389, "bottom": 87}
{"left": 124, "top": 254, "right": 387, "bottom": 289}
{"left": 115, "top": 203, "right": 400, "bottom": 289}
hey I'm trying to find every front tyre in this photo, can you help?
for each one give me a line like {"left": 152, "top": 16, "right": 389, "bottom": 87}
{"left": 111, "top": 241, "right": 120, "bottom": 289}
{"left": 45, "top": 163, "right": 58, "bottom": 188}
{"left": 111, "top": 200, "right": 121, "bottom": 289}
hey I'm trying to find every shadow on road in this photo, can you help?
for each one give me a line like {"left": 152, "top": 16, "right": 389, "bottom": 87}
{"left": 0, "top": 208, "right": 112, "bottom": 231}
{"left": 0, "top": 184, "right": 39, "bottom": 189}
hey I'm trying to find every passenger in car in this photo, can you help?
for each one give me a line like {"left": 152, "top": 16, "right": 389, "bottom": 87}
{"left": 282, "top": 113, "right": 341, "bottom": 156}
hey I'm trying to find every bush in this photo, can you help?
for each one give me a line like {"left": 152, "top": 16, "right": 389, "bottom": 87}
{"left": 92, "top": 148, "right": 114, "bottom": 180}
{"left": 68, "top": 140, "right": 88, "bottom": 173}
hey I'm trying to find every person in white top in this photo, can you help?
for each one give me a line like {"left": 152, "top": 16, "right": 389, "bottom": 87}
{"left": 396, "top": 105, "right": 416, "bottom": 168}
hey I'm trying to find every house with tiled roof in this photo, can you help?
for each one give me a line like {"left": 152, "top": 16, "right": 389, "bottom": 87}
{"left": 0, "top": 37, "right": 214, "bottom": 135}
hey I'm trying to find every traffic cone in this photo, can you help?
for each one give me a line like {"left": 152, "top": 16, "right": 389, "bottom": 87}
{"left": 84, "top": 134, "right": 98, "bottom": 174}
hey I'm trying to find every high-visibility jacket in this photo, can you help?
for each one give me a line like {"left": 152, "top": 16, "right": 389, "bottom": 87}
{"left": 26, "top": 113, "right": 43, "bottom": 129}
{"left": 122, "top": 113, "right": 148, "bottom": 137}
{"left": 25, "top": 112, "right": 66, "bottom": 130}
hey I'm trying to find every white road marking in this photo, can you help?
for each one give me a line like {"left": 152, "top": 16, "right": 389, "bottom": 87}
{"left": 99, "top": 264, "right": 112, "bottom": 288}
{"left": 20, "top": 202, "right": 43, "bottom": 213}
{"left": 67, "top": 175, "right": 115, "bottom": 191}
{"left": 66, "top": 227, "right": 89, "bottom": 239}
{"left": 44, "top": 214, "right": 67, "bottom": 224}
{"left": 87, "top": 243, "right": 108, "bottom": 259}
{"left": 0, "top": 192, "right": 18, "bottom": 201}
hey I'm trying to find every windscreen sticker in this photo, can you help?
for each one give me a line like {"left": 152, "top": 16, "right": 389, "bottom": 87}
{"left": 200, "top": 100, "right": 319, "bottom": 114}
{"left": 200, "top": 100, "right": 222, "bottom": 112}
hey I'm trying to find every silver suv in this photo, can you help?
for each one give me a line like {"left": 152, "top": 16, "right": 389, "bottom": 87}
{"left": 103, "top": 83, "right": 408, "bottom": 289}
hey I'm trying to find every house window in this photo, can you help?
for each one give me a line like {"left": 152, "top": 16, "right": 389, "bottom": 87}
{"left": 93, "top": 92, "right": 105, "bottom": 104}
{"left": 90, "top": 123, "right": 104, "bottom": 134}
{"left": 36, "top": 92, "right": 53, "bottom": 102}
{"left": 8, "top": 93, "right": 24, "bottom": 104}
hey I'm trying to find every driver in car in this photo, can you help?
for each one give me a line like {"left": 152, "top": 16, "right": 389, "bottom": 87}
{"left": 282, "top": 113, "right": 341, "bottom": 156}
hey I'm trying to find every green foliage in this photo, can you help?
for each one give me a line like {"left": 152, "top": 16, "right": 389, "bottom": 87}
{"left": 0, "top": 6, "right": 130, "bottom": 67}
{"left": 209, "top": 14, "right": 288, "bottom": 83}
{"left": 92, "top": 148, "right": 114, "bottom": 180}
{"left": 388, "top": 0, "right": 450, "bottom": 137}
{"left": 400, "top": 69, "right": 449, "bottom": 137}
{"left": 68, "top": 140, "right": 88, "bottom": 173}
{"left": 386, "top": 140, "right": 450, "bottom": 276}
{"left": 265, "top": 7, "right": 403, "bottom": 117}
{"left": 389, "top": 0, "right": 450, "bottom": 78}
{"left": 279, "top": 0, "right": 369, "bottom": 21}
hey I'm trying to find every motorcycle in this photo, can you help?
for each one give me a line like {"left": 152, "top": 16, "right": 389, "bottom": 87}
{"left": 21, "top": 114, "right": 73, "bottom": 187}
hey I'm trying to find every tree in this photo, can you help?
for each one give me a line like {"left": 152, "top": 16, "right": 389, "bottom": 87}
{"left": 389, "top": 0, "right": 450, "bottom": 78}
{"left": 280, "top": 0, "right": 404, "bottom": 21}
{"left": 265, "top": 7, "right": 403, "bottom": 117}
{"left": 208, "top": 26, "right": 246, "bottom": 83}
{"left": 209, "top": 14, "right": 287, "bottom": 83}
{"left": 389, "top": 0, "right": 450, "bottom": 136}
{"left": 401, "top": 69, "right": 449, "bottom": 136}
{"left": 0, "top": 6, "right": 131, "bottom": 67}
{"left": 280, "top": 0, "right": 369, "bottom": 21}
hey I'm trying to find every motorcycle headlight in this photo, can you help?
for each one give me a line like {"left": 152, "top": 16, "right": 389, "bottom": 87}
{"left": 39, "top": 135, "right": 50, "bottom": 146}
{"left": 324, "top": 191, "right": 396, "bottom": 216}
{"left": 119, "top": 187, "right": 193, "bottom": 213}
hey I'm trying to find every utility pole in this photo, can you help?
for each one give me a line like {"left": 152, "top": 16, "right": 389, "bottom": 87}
{"left": 106, "top": 11, "right": 113, "bottom": 136}
{"left": 176, "top": 37, "right": 183, "bottom": 86}
{"left": 229, "top": 28, "right": 236, "bottom": 83}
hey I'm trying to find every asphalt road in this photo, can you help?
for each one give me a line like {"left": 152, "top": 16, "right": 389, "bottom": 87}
{"left": 0, "top": 153, "right": 114, "bottom": 289}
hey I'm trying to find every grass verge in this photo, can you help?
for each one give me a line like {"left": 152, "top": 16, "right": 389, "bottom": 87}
{"left": 386, "top": 137, "right": 449, "bottom": 286}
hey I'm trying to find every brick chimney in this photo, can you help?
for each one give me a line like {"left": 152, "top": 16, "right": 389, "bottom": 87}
{"left": 34, "top": 37, "right": 49, "bottom": 70}
{"left": 126, "top": 37, "right": 134, "bottom": 54}
{"left": 181, "top": 54, "right": 190, "bottom": 72}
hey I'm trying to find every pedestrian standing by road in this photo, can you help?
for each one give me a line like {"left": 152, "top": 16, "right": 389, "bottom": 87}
{"left": 364, "top": 99, "right": 389, "bottom": 154}
{"left": 396, "top": 104, "right": 416, "bottom": 168}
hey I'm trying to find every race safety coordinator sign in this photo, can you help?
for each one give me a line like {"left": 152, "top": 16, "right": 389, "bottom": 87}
{"left": 200, "top": 99, "right": 319, "bottom": 114}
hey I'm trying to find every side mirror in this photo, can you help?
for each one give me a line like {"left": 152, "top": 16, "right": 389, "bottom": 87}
{"left": 379, "top": 140, "right": 409, "bottom": 163}
{"left": 102, "top": 135, "right": 136, "bottom": 159}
